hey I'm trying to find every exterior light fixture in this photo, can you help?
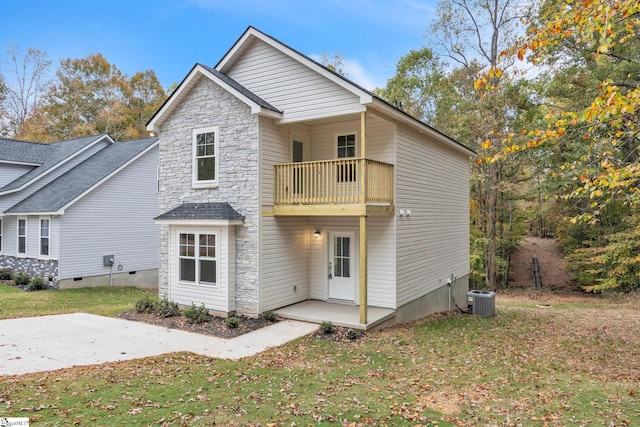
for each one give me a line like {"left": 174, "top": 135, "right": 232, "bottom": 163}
{"left": 314, "top": 230, "right": 321, "bottom": 238}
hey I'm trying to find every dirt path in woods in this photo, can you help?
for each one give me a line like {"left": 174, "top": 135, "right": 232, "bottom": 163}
{"left": 508, "top": 236, "right": 573, "bottom": 290}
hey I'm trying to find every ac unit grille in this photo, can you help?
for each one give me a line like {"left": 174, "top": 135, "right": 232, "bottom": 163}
{"left": 467, "top": 290, "right": 496, "bottom": 317}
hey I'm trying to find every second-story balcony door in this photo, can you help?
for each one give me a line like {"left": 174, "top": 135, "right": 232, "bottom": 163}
{"left": 292, "top": 139, "right": 304, "bottom": 195}
{"left": 336, "top": 133, "right": 358, "bottom": 199}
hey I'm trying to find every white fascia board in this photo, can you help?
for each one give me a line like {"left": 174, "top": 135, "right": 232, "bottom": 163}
{"left": 0, "top": 160, "right": 41, "bottom": 167}
{"left": 147, "top": 65, "right": 281, "bottom": 133}
{"left": 147, "top": 67, "right": 202, "bottom": 133}
{"left": 154, "top": 218, "right": 244, "bottom": 226}
{"left": 54, "top": 141, "right": 159, "bottom": 214}
{"left": 216, "top": 28, "right": 373, "bottom": 105}
{"left": 370, "top": 99, "right": 477, "bottom": 158}
{"left": 0, "top": 134, "right": 115, "bottom": 196}
{"left": 3, "top": 211, "right": 62, "bottom": 216}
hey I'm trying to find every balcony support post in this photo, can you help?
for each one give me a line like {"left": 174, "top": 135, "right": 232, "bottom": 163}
{"left": 359, "top": 215, "right": 368, "bottom": 325}
{"left": 359, "top": 111, "right": 368, "bottom": 325}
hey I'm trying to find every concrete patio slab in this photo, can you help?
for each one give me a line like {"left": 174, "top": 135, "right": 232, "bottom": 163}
{"left": 0, "top": 313, "right": 317, "bottom": 376}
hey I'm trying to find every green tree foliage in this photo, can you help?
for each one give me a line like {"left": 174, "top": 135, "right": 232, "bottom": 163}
{"left": 18, "top": 53, "right": 166, "bottom": 142}
{"left": 373, "top": 48, "right": 444, "bottom": 124}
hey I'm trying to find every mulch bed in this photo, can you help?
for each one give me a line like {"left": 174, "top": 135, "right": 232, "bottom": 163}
{"left": 311, "top": 326, "right": 369, "bottom": 343}
{"left": 119, "top": 311, "right": 370, "bottom": 342}
{"left": 119, "top": 311, "right": 278, "bottom": 339}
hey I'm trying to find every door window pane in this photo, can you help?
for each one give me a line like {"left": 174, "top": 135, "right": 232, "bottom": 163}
{"left": 333, "top": 236, "right": 351, "bottom": 278}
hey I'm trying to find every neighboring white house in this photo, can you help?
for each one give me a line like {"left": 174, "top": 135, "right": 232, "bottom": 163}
{"left": 0, "top": 135, "right": 159, "bottom": 288}
{"left": 149, "top": 26, "right": 475, "bottom": 329}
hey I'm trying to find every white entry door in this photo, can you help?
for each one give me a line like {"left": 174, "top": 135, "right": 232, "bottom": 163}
{"left": 328, "top": 231, "right": 356, "bottom": 301}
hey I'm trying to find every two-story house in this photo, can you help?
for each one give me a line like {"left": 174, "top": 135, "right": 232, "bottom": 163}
{"left": 149, "top": 27, "right": 475, "bottom": 329}
{"left": 0, "top": 135, "right": 159, "bottom": 288}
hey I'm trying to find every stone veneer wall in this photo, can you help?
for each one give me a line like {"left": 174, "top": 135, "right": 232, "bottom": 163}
{"left": 157, "top": 77, "right": 260, "bottom": 315}
{"left": 0, "top": 255, "right": 59, "bottom": 287}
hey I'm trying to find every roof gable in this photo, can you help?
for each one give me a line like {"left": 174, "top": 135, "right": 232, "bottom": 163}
{"left": 216, "top": 26, "right": 373, "bottom": 105}
{"left": 147, "top": 64, "right": 282, "bottom": 132}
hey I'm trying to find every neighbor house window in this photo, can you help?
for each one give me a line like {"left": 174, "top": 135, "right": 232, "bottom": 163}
{"left": 40, "top": 217, "right": 50, "bottom": 257}
{"left": 179, "top": 232, "right": 217, "bottom": 285}
{"left": 17, "top": 218, "right": 26, "bottom": 255}
{"left": 337, "top": 133, "right": 357, "bottom": 182}
{"left": 192, "top": 126, "right": 219, "bottom": 186}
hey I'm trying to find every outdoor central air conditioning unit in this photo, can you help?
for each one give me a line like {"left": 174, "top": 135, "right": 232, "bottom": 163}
{"left": 467, "top": 290, "right": 496, "bottom": 317}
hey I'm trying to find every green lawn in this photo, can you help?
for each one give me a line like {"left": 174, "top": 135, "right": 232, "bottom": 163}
{"left": 1, "top": 289, "right": 639, "bottom": 426}
{"left": 0, "top": 283, "right": 155, "bottom": 319}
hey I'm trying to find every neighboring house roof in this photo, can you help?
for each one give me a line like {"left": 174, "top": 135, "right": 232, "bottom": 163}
{"left": 5, "top": 137, "right": 159, "bottom": 215}
{"left": 0, "top": 134, "right": 113, "bottom": 195}
{"left": 155, "top": 202, "right": 245, "bottom": 222}
{"left": 0, "top": 138, "right": 52, "bottom": 166}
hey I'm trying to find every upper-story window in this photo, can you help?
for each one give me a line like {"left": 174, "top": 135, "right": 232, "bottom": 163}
{"left": 337, "top": 133, "right": 357, "bottom": 182}
{"left": 40, "top": 217, "right": 50, "bottom": 257}
{"left": 17, "top": 218, "right": 27, "bottom": 255}
{"left": 192, "top": 126, "right": 219, "bottom": 187}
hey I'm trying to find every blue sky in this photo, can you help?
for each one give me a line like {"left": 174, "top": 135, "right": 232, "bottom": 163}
{"left": 1, "top": 0, "right": 440, "bottom": 91}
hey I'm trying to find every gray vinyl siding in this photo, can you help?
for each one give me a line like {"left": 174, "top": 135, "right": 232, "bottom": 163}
{"left": 226, "top": 40, "right": 364, "bottom": 122}
{"left": 0, "top": 140, "right": 109, "bottom": 213}
{"left": 260, "top": 216, "right": 309, "bottom": 311}
{"left": 0, "top": 215, "right": 59, "bottom": 259}
{"left": 58, "top": 147, "right": 158, "bottom": 280}
{"left": 395, "top": 126, "right": 470, "bottom": 307}
{"left": 367, "top": 217, "right": 396, "bottom": 308}
{"left": 259, "top": 117, "right": 292, "bottom": 205}
{"left": 0, "top": 163, "right": 34, "bottom": 188}
{"left": 309, "top": 116, "right": 395, "bottom": 164}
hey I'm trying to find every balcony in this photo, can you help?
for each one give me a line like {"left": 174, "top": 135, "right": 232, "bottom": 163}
{"left": 274, "top": 158, "right": 394, "bottom": 216}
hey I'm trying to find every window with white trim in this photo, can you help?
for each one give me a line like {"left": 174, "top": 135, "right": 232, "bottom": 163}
{"left": 192, "top": 126, "right": 219, "bottom": 186}
{"left": 337, "top": 133, "right": 357, "bottom": 182}
{"left": 0, "top": 219, "right": 3, "bottom": 253}
{"left": 179, "top": 232, "right": 217, "bottom": 285}
{"left": 17, "top": 218, "right": 26, "bottom": 255}
{"left": 40, "top": 217, "right": 50, "bottom": 257}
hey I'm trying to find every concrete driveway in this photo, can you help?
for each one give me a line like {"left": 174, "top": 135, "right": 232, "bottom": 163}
{"left": 0, "top": 313, "right": 317, "bottom": 376}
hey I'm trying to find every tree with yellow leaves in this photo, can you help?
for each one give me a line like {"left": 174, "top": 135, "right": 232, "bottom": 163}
{"left": 492, "top": 0, "right": 640, "bottom": 291}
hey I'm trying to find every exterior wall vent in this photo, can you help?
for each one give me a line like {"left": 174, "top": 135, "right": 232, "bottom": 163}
{"left": 466, "top": 290, "right": 496, "bottom": 317}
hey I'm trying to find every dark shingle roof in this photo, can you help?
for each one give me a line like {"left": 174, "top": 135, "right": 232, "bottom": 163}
{"left": 155, "top": 202, "right": 244, "bottom": 221}
{"left": 0, "top": 135, "right": 109, "bottom": 193}
{"left": 5, "top": 137, "right": 158, "bottom": 214}
{"left": 0, "top": 138, "right": 52, "bottom": 165}
{"left": 199, "top": 64, "right": 281, "bottom": 113}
